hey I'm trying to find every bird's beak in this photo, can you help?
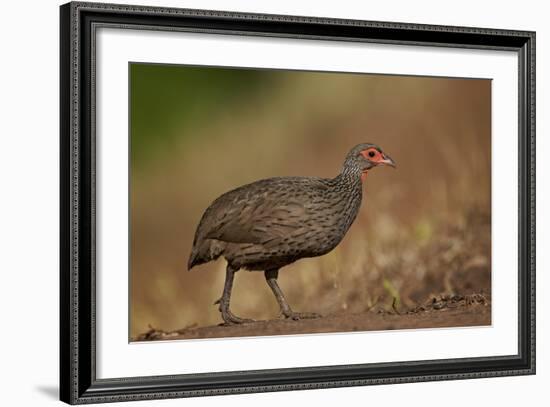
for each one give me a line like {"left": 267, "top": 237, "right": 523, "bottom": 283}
{"left": 379, "top": 153, "right": 396, "bottom": 168}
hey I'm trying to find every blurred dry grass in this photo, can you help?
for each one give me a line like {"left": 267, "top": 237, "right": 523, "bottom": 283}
{"left": 130, "top": 68, "right": 491, "bottom": 339}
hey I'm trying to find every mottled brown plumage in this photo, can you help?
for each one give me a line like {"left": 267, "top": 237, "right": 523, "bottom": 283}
{"left": 188, "top": 143, "right": 395, "bottom": 324}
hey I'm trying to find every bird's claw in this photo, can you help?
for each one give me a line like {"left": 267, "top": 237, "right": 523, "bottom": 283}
{"left": 282, "top": 311, "right": 322, "bottom": 321}
{"left": 222, "top": 316, "right": 255, "bottom": 325}
{"left": 220, "top": 308, "right": 255, "bottom": 325}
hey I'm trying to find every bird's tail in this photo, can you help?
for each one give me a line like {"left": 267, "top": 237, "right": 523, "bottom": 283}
{"left": 187, "top": 249, "right": 201, "bottom": 271}
{"left": 187, "top": 240, "right": 225, "bottom": 271}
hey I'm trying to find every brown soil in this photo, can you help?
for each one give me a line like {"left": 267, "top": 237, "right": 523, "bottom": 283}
{"left": 134, "top": 294, "right": 490, "bottom": 341}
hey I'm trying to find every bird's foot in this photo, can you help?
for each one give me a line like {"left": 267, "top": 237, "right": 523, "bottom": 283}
{"left": 220, "top": 308, "right": 255, "bottom": 325}
{"left": 282, "top": 310, "right": 322, "bottom": 321}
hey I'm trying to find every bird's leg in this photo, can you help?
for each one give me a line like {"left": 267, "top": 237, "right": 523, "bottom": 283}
{"left": 264, "top": 269, "right": 321, "bottom": 320}
{"left": 217, "top": 264, "right": 254, "bottom": 325}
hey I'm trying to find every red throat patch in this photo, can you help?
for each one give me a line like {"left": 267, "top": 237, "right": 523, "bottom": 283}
{"left": 361, "top": 171, "right": 368, "bottom": 182}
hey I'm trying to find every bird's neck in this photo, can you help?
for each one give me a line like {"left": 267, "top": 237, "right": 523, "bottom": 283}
{"left": 332, "top": 166, "right": 364, "bottom": 193}
{"left": 330, "top": 166, "right": 364, "bottom": 233}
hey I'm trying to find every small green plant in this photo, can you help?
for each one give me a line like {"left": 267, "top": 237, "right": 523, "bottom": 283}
{"left": 383, "top": 278, "right": 400, "bottom": 309}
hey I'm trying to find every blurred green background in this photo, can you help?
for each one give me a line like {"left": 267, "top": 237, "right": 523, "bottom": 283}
{"left": 130, "top": 63, "right": 491, "bottom": 339}
{"left": 131, "top": 64, "right": 271, "bottom": 169}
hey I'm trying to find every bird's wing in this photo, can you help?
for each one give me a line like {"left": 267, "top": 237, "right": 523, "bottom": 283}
{"left": 200, "top": 178, "right": 323, "bottom": 247}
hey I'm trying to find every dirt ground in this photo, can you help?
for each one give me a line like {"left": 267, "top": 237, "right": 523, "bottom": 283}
{"left": 135, "top": 294, "right": 490, "bottom": 341}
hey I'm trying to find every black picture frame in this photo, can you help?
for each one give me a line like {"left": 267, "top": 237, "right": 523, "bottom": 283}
{"left": 60, "top": 1, "right": 536, "bottom": 404}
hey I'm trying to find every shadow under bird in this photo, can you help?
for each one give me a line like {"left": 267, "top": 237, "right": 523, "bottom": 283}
{"left": 188, "top": 143, "right": 396, "bottom": 325}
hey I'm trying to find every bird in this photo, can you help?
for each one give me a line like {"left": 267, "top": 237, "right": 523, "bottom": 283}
{"left": 187, "top": 143, "right": 395, "bottom": 325}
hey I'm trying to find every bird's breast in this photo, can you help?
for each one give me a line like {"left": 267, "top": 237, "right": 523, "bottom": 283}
{"left": 295, "top": 190, "right": 362, "bottom": 255}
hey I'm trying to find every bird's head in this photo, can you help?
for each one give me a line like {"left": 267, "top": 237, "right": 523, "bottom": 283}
{"left": 343, "top": 143, "right": 396, "bottom": 181}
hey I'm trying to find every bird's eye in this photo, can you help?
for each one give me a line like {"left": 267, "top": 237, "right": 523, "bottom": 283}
{"left": 368, "top": 151, "right": 376, "bottom": 158}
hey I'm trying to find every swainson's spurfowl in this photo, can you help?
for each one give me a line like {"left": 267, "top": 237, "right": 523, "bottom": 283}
{"left": 188, "top": 143, "right": 395, "bottom": 324}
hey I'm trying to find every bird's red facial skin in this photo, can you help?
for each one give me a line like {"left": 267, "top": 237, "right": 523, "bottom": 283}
{"left": 360, "top": 148, "right": 383, "bottom": 163}
{"left": 359, "top": 148, "right": 379, "bottom": 183}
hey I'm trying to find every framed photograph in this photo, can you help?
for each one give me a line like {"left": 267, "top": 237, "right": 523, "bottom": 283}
{"left": 60, "top": 1, "right": 535, "bottom": 404}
